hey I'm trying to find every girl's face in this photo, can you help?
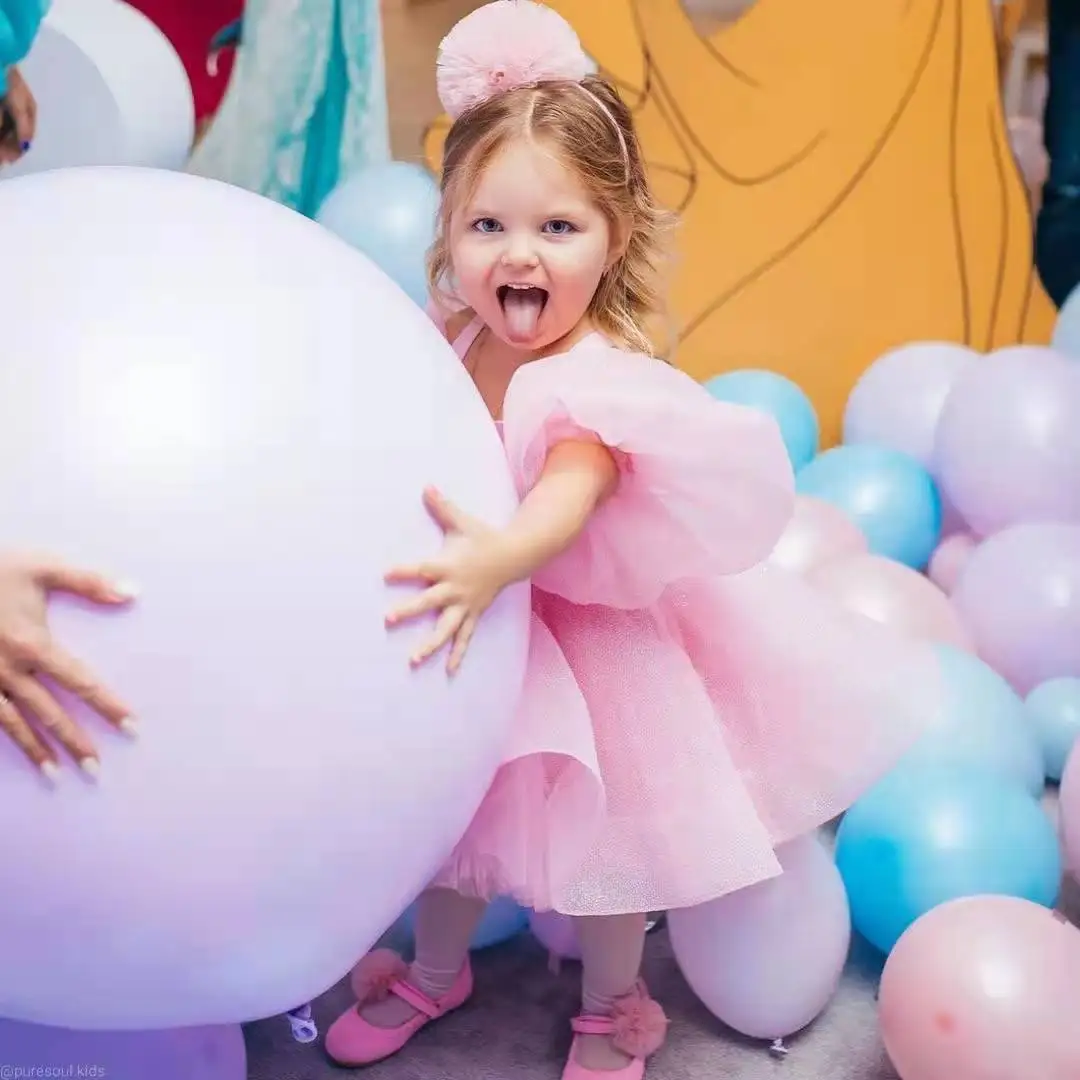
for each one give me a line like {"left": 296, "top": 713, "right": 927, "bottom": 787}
{"left": 448, "top": 137, "right": 623, "bottom": 352}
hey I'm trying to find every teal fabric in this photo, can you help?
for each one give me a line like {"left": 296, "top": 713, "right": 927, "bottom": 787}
{"left": 188, "top": 0, "right": 389, "bottom": 218}
{"left": 0, "top": 0, "right": 46, "bottom": 96}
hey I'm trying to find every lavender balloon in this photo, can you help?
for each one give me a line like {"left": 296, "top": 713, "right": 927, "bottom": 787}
{"left": 529, "top": 908, "right": 582, "bottom": 961}
{"left": 668, "top": 833, "right": 850, "bottom": 1040}
{"left": 843, "top": 341, "right": 976, "bottom": 465}
{"left": 951, "top": 523, "right": 1080, "bottom": 695}
{"left": 0, "top": 1021, "right": 245, "bottom": 1080}
{"left": 932, "top": 347, "right": 1080, "bottom": 536}
{"left": 0, "top": 168, "right": 530, "bottom": 1029}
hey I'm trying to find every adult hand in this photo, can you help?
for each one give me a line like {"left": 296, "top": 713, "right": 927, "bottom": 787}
{"left": 0, "top": 65, "right": 35, "bottom": 165}
{"left": 0, "top": 553, "right": 137, "bottom": 780}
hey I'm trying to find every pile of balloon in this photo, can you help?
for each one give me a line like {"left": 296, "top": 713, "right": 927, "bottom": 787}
{"left": 692, "top": 292, "right": 1080, "bottom": 1076}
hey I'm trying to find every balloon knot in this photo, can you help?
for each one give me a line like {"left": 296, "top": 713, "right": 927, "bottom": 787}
{"left": 286, "top": 1003, "right": 318, "bottom": 1043}
{"left": 769, "top": 1038, "right": 789, "bottom": 1057}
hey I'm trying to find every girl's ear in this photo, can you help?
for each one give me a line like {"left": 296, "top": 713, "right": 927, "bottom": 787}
{"left": 606, "top": 215, "right": 631, "bottom": 268}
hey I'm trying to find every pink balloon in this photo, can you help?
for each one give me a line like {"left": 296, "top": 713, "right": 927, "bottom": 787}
{"left": 843, "top": 341, "right": 977, "bottom": 465}
{"left": 951, "top": 522, "right": 1080, "bottom": 694}
{"left": 767, "top": 495, "right": 868, "bottom": 575}
{"left": 528, "top": 909, "right": 582, "bottom": 961}
{"left": 668, "top": 834, "right": 850, "bottom": 1040}
{"left": 926, "top": 532, "right": 977, "bottom": 593}
{"left": 879, "top": 895, "right": 1080, "bottom": 1080}
{"left": 0, "top": 169, "right": 531, "bottom": 1029}
{"left": 807, "top": 554, "right": 972, "bottom": 650}
{"left": 1060, "top": 744, "right": 1080, "bottom": 877}
{"left": 932, "top": 346, "right": 1080, "bottom": 536}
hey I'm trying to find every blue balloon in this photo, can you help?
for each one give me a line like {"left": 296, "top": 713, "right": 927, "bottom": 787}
{"left": 1051, "top": 283, "right": 1080, "bottom": 361}
{"left": 901, "top": 645, "right": 1045, "bottom": 797}
{"left": 398, "top": 895, "right": 529, "bottom": 951}
{"left": 1025, "top": 677, "right": 1080, "bottom": 782}
{"left": 703, "top": 369, "right": 819, "bottom": 470}
{"left": 835, "top": 761, "right": 1061, "bottom": 954}
{"left": 315, "top": 162, "right": 440, "bottom": 308}
{"left": 795, "top": 444, "right": 941, "bottom": 568}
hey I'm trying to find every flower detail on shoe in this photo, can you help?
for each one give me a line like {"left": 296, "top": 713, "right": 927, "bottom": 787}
{"left": 326, "top": 951, "right": 475, "bottom": 1068}
{"left": 349, "top": 948, "right": 409, "bottom": 1003}
{"left": 608, "top": 983, "right": 668, "bottom": 1059}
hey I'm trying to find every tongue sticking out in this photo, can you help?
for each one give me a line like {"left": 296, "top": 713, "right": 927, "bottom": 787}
{"left": 502, "top": 287, "right": 546, "bottom": 341}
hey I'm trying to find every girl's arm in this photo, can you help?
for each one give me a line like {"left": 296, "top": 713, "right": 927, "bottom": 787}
{"left": 491, "top": 439, "right": 619, "bottom": 587}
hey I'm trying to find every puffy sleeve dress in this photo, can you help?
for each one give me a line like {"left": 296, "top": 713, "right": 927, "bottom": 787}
{"left": 428, "top": 313, "right": 941, "bottom": 917}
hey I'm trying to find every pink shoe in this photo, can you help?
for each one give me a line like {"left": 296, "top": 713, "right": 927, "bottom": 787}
{"left": 324, "top": 948, "right": 473, "bottom": 1067}
{"left": 561, "top": 981, "right": 669, "bottom": 1080}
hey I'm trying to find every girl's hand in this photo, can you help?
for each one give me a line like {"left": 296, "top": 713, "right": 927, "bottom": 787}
{"left": 384, "top": 487, "right": 512, "bottom": 674}
{"left": 0, "top": 553, "right": 136, "bottom": 779}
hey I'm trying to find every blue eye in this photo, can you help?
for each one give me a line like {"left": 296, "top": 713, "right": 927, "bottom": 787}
{"left": 472, "top": 218, "right": 501, "bottom": 233}
{"left": 543, "top": 220, "right": 577, "bottom": 236}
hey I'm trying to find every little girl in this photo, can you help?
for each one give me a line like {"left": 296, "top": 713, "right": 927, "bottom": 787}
{"left": 327, "top": 3, "right": 940, "bottom": 1077}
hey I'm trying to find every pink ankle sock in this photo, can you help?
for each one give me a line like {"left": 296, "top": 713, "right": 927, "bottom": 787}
{"left": 410, "top": 887, "right": 488, "bottom": 1000}
{"left": 575, "top": 912, "right": 647, "bottom": 1015}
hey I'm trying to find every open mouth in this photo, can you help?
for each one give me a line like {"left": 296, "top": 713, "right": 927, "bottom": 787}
{"left": 497, "top": 284, "right": 549, "bottom": 340}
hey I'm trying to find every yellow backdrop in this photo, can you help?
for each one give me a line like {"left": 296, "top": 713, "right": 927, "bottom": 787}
{"left": 423, "top": 0, "right": 1055, "bottom": 446}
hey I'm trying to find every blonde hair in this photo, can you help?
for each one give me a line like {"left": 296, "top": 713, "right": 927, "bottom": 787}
{"left": 427, "top": 75, "right": 676, "bottom": 357}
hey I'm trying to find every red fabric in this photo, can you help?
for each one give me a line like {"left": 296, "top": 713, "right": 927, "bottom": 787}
{"left": 124, "top": 0, "right": 243, "bottom": 120}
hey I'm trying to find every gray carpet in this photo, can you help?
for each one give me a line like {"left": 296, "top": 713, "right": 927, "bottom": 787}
{"left": 245, "top": 834, "right": 1079, "bottom": 1080}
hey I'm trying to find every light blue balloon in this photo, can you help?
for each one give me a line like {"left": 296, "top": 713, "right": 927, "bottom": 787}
{"left": 795, "top": 444, "right": 940, "bottom": 568}
{"left": 1025, "top": 677, "right": 1080, "bottom": 782}
{"left": 398, "top": 895, "right": 529, "bottom": 951}
{"left": 315, "top": 161, "right": 440, "bottom": 308}
{"left": 835, "top": 761, "right": 1061, "bottom": 954}
{"left": 1051, "top": 283, "right": 1080, "bottom": 361}
{"left": 703, "top": 369, "right": 819, "bottom": 470}
{"left": 900, "top": 645, "right": 1045, "bottom": 797}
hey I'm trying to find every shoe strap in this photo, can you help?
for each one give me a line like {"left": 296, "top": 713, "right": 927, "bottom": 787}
{"left": 571, "top": 1014, "right": 615, "bottom": 1036}
{"left": 390, "top": 978, "right": 444, "bottom": 1019}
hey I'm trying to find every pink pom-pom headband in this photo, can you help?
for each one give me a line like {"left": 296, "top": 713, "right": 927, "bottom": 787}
{"left": 435, "top": 1, "right": 628, "bottom": 167}
{"left": 436, "top": 1, "right": 592, "bottom": 120}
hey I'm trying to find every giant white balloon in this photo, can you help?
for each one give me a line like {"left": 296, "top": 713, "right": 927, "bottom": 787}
{"left": 1, "top": 0, "right": 194, "bottom": 179}
{"left": 0, "top": 167, "right": 529, "bottom": 1029}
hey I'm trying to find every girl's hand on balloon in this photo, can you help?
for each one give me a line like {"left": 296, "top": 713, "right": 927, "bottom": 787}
{"left": 0, "top": 554, "right": 137, "bottom": 780}
{"left": 384, "top": 487, "right": 513, "bottom": 674}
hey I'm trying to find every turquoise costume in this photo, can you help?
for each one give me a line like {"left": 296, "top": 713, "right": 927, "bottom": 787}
{"left": 188, "top": 0, "right": 389, "bottom": 218}
{"left": 0, "top": 0, "right": 46, "bottom": 94}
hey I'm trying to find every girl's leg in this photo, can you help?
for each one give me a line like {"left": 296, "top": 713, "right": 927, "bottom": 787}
{"left": 572, "top": 912, "right": 648, "bottom": 1071}
{"left": 361, "top": 886, "right": 487, "bottom": 1027}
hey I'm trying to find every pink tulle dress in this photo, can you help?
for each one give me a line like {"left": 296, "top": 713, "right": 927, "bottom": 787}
{"left": 428, "top": 310, "right": 941, "bottom": 917}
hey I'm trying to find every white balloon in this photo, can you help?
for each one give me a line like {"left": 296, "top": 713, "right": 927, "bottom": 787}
{"left": 668, "top": 834, "right": 850, "bottom": 1040}
{"left": 0, "top": 167, "right": 529, "bottom": 1030}
{"left": 2, "top": 0, "right": 194, "bottom": 179}
{"left": 842, "top": 341, "right": 977, "bottom": 466}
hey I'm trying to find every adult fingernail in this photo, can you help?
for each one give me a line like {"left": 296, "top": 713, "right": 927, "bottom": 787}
{"left": 118, "top": 717, "right": 139, "bottom": 739}
{"left": 79, "top": 756, "right": 101, "bottom": 780}
{"left": 19, "top": 140, "right": 30, "bottom": 152}
{"left": 111, "top": 579, "right": 140, "bottom": 601}
{"left": 39, "top": 759, "right": 60, "bottom": 784}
